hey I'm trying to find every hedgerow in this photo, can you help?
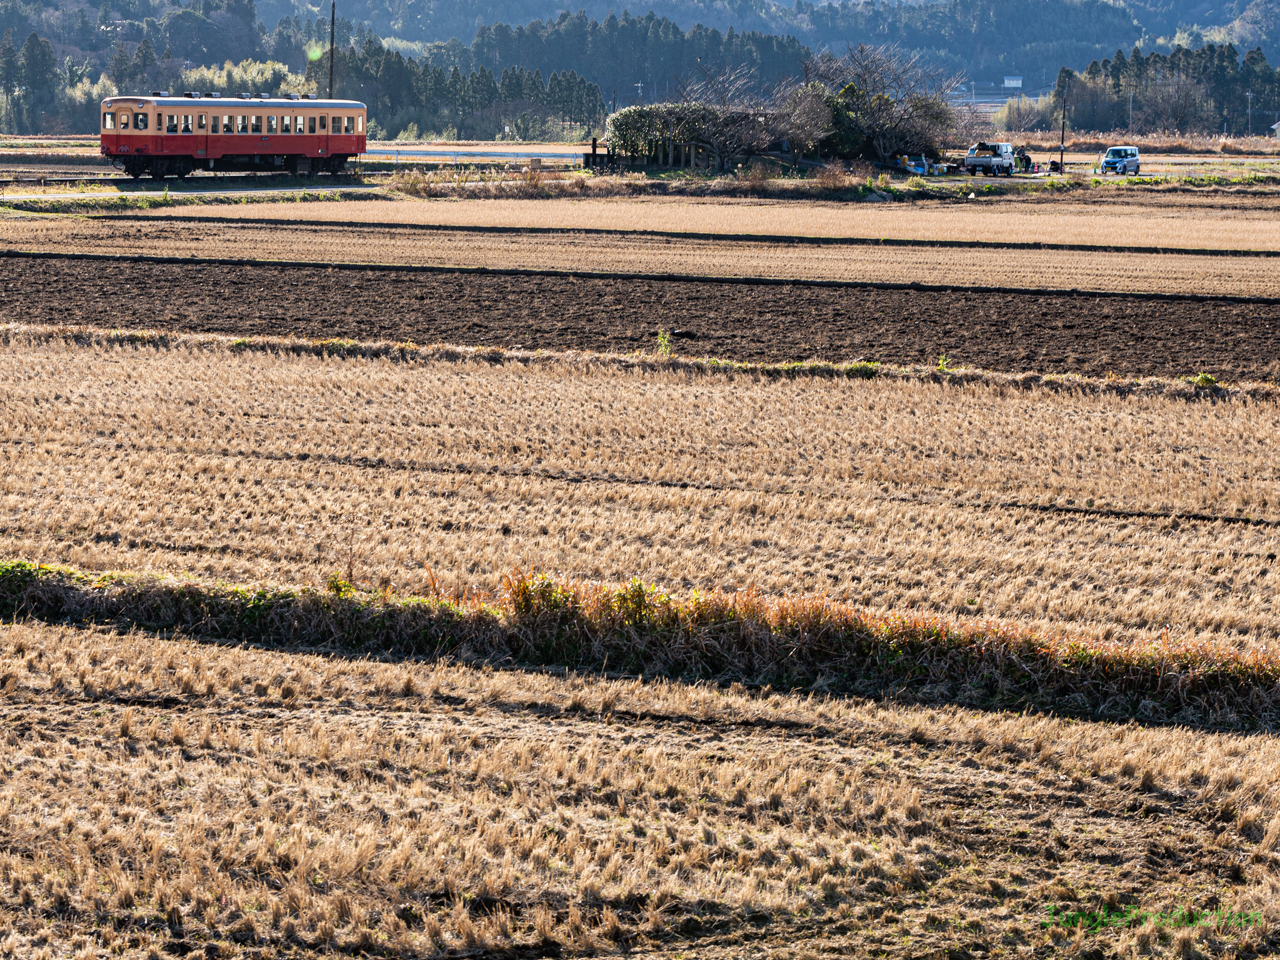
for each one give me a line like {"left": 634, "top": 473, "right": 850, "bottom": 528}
{"left": 4, "top": 560, "right": 1280, "bottom": 729}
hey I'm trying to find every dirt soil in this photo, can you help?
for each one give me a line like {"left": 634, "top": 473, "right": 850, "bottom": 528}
{"left": 5, "top": 257, "right": 1279, "bottom": 380}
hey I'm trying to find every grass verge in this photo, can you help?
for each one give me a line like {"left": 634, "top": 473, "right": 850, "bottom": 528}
{"left": 0, "top": 184, "right": 377, "bottom": 214}
{"left": 5, "top": 559, "right": 1280, "bottom": 729}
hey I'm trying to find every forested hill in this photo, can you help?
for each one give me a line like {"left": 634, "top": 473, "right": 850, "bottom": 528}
{"left": 383, "top": 1, "right": 1141, "bottom": 92}
{"left": 252, "top": 0, "right": 1260, "bottom": 70}
{"left": 5, "top": 0, "right": 1270, "bottom": 96}
{"left": 259, "top": 0, "right": 1272, "bottom": 80}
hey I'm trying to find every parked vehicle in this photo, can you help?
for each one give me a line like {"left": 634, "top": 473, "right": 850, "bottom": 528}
{"left": 1101, "top": 145, "right": 1140, "bottom": 176}
{"left": 965, "top": 142, "right": 1015, "bottom": 176}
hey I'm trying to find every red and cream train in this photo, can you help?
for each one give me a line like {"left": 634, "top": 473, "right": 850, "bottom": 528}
{"left": 100, "top": 92, "right": 367, "bottom": 179}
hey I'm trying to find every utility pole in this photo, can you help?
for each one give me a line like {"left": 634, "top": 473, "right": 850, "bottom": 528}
{"left": 1059, "top": 75, "right": 1068, "bottom": 175}
{"left": 1129, "top": 88, "right": 1133, "bottom": 132}
{"left": 1247, "top": 90, "right": 1253, "bottom": 136}
{"left": 328, "top": 0, "right": 335, "bottom": 100}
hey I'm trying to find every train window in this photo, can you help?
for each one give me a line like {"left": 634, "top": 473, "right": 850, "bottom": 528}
{"left": 356, "top": 115, "right": 363, "bottom": 133}
{"left": 237, "top": 115, "right": 248, "bottom": 133}
{"left": 197, "top": 114, "right": 206, "bottom": 130}
{"left": 344, "top": 116, "right": 354, "bottom": 134}
{"left": 156, "top": 113, "right": 162, "bottom": 130}
{"left": 266, "top": 116, "right": 277, "bottom": 134}
{"left": 166, "top": 115, "right": 178, "bottom": 134}
{"left": 281, "top": 115, "right": 291, "bottom": 134}
{"left": 118, "top": 112, "right": 130, "bottom": 129}
{"left": 317, "top": 115, "right": 325, "bottom": 131}
{"left": 223, "top": 115, "right": 233, "bottom": 133}
{"left": 103, "top": 112, "right": 115, "bottom": 130}
{"left": 134, "top": 113, "right": 148, "bottom": 130}
{"left": 211, "top": 116, "right": 219, "bottom": 134}
{"left": 181, "top": 115, "right": 192, "bottom": 133}
{"left": 251, "top": 115, "right": 262, "bottom": 134}
{"left": 332, "top": 116, "right": 341, "bottom": 133}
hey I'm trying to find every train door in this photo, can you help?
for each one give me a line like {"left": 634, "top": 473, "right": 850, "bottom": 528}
{"left": 101, "top": 107, "right": 118, "bottom": 154}
{"left": 131, "top": 107, "right": 151, "bottom": 157}
{"left": 317, "top": 111, "right": 330, "bottom": 160}
{"left": 149, "top": 108, "right": 162, "bottom": 157}
{"left": 159, "top": 109, "right": 179, "bottom": 158}
{"left": 194, "top": 111, "right": 209, "bottom": 165}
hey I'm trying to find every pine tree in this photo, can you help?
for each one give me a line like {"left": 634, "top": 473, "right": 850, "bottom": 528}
{"left": 132, "top": 37, "right": 157, "bottom": 78}
{"left": 0, "top": 29, "right": 16, "bottom": 100}
{"left": 107, "top": 39, "right": 133, "bottom": 88}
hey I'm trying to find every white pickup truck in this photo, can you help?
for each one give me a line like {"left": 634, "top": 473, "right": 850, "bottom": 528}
{"left": 965, "top": 142, "right": 1015, "bottom": 176}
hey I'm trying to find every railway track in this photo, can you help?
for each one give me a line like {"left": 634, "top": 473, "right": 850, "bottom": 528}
{"left": 0, "top": 170, "right": 390, "bottom": 190}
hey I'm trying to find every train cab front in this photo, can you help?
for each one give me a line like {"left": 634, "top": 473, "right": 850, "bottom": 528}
{"left": 101, "top": 97, "right": 156, "bottom": 178}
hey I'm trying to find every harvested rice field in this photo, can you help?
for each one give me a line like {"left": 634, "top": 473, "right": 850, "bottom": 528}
{"left": 3, "top": 213, "right": 1280, "bottom": 297}
{"left": 140, "top": 194, "right": 1280, "bottom": 252}
{"left": 3, "top": 329, "right": 1278, "bottom": 652}
{"left": 4, "top": 618, "right": 1280, "bottom": 959}
{"left": 6, "top": 186, "right": 1280, "bottom": 960}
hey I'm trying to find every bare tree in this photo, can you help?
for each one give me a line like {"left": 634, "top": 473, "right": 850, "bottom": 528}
{"left": 947, "top": 100, "right": 992, "bottom": 147}
{"left": 675, "top": 64, "right": 772, "bottom": 170}
{"left": 992, "top": 95, "right": 1050, "bottom": 134}
{"left": 808, "top": 44, "right": 964, "bottom": 161}
{"left": 772, "top": 79, "right": 833, "bottom": 165}
{"left": 1138, "top": 75, "right": 1212, "bottom": 134}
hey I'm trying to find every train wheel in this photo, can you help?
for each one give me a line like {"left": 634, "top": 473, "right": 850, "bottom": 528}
{"left": 150, "top": 160, "right": 167, "bottom": 181}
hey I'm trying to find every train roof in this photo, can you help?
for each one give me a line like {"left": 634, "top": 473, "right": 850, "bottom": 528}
{"left": 102, "top": 95, "right": 366, "bottom": 109}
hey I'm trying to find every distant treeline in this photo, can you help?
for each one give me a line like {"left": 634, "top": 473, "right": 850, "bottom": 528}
{"left": 1067, "top": 43, "right": 1280, "bottom": 135}
{"left": 306, "top": 45, "right": 607, "bottom": 139}
{"left": 998, "top": 44, "right": 1280, "bottom": 136}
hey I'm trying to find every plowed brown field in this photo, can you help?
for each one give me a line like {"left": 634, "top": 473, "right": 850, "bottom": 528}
{"left": 4, "top": 257, "right": 1279, "bottom": 380}
{"left": 3, "top": 215, "right": 1279, "bottom": 297}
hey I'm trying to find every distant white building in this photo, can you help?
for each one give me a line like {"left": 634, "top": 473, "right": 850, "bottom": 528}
{"left": 1273, "top": 120, "right": 1280, "bottom": 138}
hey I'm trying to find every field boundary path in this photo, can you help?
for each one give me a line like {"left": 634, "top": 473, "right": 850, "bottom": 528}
{"left": 94, "top": 213, "right": 1280, "bottom": 260}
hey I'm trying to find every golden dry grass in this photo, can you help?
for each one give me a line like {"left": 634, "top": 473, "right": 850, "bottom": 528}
{"left": 3, "top": 216, "right": 1279, "bottom": 297}
{"left": 4, "top": 616, "right": 1280, "bottom": 958}
{"left": 2, "top": 329, "right": 1278, "bottom": 653}
{"left": 137, "top": 194, "right": 1280, "bottom": 252}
